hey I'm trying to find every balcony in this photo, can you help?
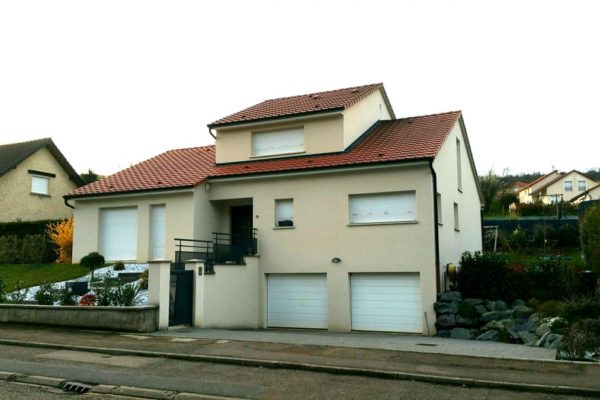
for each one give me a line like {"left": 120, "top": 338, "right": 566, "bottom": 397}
{"left": 174, "top": 229, "right": 258, "bottom": 272}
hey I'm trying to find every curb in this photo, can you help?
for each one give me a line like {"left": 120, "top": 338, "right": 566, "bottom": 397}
{"left": 0, "top": 371, "right": 239, "bottom": 399}
{"left": 1, "top": 339, "right": 600, "bottom": 397}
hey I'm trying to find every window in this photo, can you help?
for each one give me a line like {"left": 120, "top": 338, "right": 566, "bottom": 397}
{"left": 349, "top": 191, "right": 416, "bottom": 224}
{"left": 578, "top": 180, "right": 586, "bottom": 191}
{"left": 275, "top": 199, "right": 294, "bottom": 227}
{"left": 453, "top": 202, "right": 459, "bottom": 231}
{"left": 31, "top": 175, "right": 49, "bottom": 195}
{"left": 564, "top": 181, "right": 573, "bottom": 191}
{"left": 252, "top": 127, "right": 304, "bottom": 157}
{"left": 456, "top": 138, "right": 462, "bottom": 191}
{"left": 436, "top": 193, "right": 442, "bottom": 225}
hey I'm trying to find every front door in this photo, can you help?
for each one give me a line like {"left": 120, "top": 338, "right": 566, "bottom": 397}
{"left": 230, "top": 205, "right": 253, "bottom": 241}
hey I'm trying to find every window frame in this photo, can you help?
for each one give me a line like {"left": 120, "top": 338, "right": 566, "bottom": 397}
{"left": 436, "top": 193, "right": 442, "bottom": 225}
{"left": 348, "top": 191, "right": 417, "bottom": 225}
{"left": 456, "top": 138, "right": 462, "bottom": 192}
{"left": 453, "top": 202, "right": 460, "bottom": 232}
{"left": 31, "top": 175, "right": 50, "bottom": 196}
{"left": 578, "top": 180, "right": 586, "bottom": 191}
{"left": 564, "top": 180, "right": 573, "bottom": 192}
{"left": 274, "top": 198, "right": 294, "bottom": 228}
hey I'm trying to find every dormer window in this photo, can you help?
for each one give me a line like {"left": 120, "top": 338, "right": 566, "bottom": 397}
{"left": 252, "top": 127, "right": 304, "bottom": 157}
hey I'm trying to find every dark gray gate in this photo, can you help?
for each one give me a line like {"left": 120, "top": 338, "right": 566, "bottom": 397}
{"left": 169, "top": 270, "right": 193, "bottom": 326}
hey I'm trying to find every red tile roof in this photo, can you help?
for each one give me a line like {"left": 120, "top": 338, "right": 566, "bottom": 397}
{"left": 209, "top": 83, "right": 388, "bottom": 127}
{"left": 67, "top": 111, "right": 461, "bottom": 198}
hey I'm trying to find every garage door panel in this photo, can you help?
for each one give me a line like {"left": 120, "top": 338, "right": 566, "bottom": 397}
{"left": 351, "top": 273, "right": 422, "bottom": 333}
{"left": 267, "top": 274, "right": 327, "bottom": 329}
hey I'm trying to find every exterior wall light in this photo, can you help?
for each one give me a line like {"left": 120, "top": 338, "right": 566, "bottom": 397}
{"left": 205, "top": 183, "right": 211, "bottom": 192}
{"left": 331, "top": 257, "right": 342, "bottom": 264}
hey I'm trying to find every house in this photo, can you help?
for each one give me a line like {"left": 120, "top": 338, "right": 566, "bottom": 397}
{"left": 0, "top": 138, "right": 83, "bottom": 222}
{"left": 66, "top": 83, "right": 483, "bottom": 334}
{"left": 518, "top": 170, "right": 598, "bottom": 204}
{"left": 570, "top": 182, "right": 600, "bottom": 203}
{"left": 508, "top": 181, "right": 529, "bottom": 194}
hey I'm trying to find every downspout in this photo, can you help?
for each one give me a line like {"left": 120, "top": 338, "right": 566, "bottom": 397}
{"left": 429, "top": 160, "right": 441, "bottom": 293}
{"left": 208, "top": 127, "right": 216, "bottom": 140}
{"left": 64, "top": 197, "right": 75, "bottom": 209}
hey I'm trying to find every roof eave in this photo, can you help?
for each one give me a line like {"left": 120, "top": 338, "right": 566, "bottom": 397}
{"left": 208, "top": 107, "right": 344, "bottom": 130}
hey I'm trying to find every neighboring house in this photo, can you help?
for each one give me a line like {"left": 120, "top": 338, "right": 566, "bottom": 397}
{"left": 509, "top": 181, "right": 529, "bottom": 194}
{"left": 0, "top": 138, "right": 83, "bottom": 222}
{"left": 67, "top": 83, "right": 483, "bottom": 334}
{"left": 570, "top": 182, "right": 600, "bottom": 203}
{"left": 519, "top": 170, "right": 597, "bottom": 204}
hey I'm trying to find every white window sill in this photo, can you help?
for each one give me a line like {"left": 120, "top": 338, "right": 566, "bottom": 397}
{"left": 31, "top": 192, "right": 50, "bottom": 197}
{"left": 273, "top": 226, "right": 295, "bottom": 230}
{"left": 348, "top": 220, "right": 418, "bottom": 227}
{"left": 250, "top": 151, "right": 306, "bottom": 160}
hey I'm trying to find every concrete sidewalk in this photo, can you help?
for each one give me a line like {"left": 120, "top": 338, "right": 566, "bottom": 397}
{"left": 1, "top": 323, "right": 599, "bottom": 395}
{"left": 152, "top": 327, "right": 557, "bottom": 360}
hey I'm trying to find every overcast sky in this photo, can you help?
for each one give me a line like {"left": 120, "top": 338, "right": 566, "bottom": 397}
{"left": 1, "top": 1, "right": 598, "bottom": 177}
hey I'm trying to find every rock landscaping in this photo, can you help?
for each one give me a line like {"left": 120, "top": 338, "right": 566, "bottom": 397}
{"left": 435, "top": 291, "right": 561, "bottom": 350}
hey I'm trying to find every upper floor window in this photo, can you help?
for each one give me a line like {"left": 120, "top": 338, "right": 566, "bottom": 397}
{"left": 436, "top": 193, "right": 442, "bottom": 225}
{"left": 31, "top": 175, "right": 50, "bottom": 195}
{"left": 275, "top": 199, "right": 294, "bottom": 227}
{"left": 564, "top": 181, "right": 573, "bottom": 191}
{"left": 456, "top": 138, "right": 462, "bottom": 191}
{"left": 453, "top": 202, "right": 459, "bottom": 231}
{"left": 578, "top": 180, "right": 586, "bottom": 191}
{"left": 349, "top": 191, "right": 416, "bottom": 224}
{"left": 252, "top": 127, "right": 304, "bottom": 157}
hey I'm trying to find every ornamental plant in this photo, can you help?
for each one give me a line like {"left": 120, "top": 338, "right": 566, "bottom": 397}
{"left": 46, "top": 218, "right": 73, "bottom": 264}
{"left": 581, "top": 205, "right": 600, "bottom": 272}
{"left": 79, "top": 293, "right": 97, "bottom": 307}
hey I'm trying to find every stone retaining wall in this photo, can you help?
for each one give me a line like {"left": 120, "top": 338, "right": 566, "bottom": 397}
{"left": 0, "top": 304, "right": 158, "bottom": 333}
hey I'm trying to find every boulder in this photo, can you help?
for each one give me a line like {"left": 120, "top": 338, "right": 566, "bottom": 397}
{"left": 513, "top": 305, "right": 535, "bottom": 319}
{"left": 436, "top": 329, "right": 452, "bottom": 338}
{"left": 450, "top": 327, "right": 475, "bottom": 340}
{"left": 438, "top": 291, "right": 462, "bottom": 303}
{"left": 517, "top": 330, "right": 539, "bottom": 346}
{"left": 434, "top": 302, "right": 459, "bottom": 314}
{"left": 456, "top": 315, "right": 477, "bottom": 328}
{"left": 476, "top": 330, "right": 500, "bottom": 341}
{"left": 475, "top": 305, "right": 488, "bottom": 315}
{"left": 481, "top": 311, "right": 509, "bottom": 323}
{"left": 484, "top": 300, "right": 507, "bottom": 311}
{"left": 536, "top": 332, "right": 563, "bottom": 349}
{"left": 535, "top": 322, "right": 550, "bottom": 337}
{"left": 464, "top": 298, "right": 484, "bottom": 306}
{"left": 527, "top": 313, "right": 541, "bottom": 332}
{"left": 512, "top": 299, "right": 526, "bottom": 308}
{"left": 436, "top": 314, "right": 457, "bottom": 329}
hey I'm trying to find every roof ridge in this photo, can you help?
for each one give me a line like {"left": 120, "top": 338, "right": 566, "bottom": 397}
{"left": 165, "top": 144, "right": 215, "bottom": 153}
{"left": 260, "top": 83, "right": 382, "bottom": 104}
{"left": 396, "top": 110, "right": 462, "bottom": 120}
{"left": 0, "top": 137, "right": 51, "bottom": 148}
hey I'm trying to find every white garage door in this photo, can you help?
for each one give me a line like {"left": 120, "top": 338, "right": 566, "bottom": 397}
{"left": 351, "top": 273, "right": 422, "bottom": 333}
{"left": 267, "top": 274, "right": 327, "bottom": 329}
{"left": 100, "top": 207, "right": 138, "bottom": 261}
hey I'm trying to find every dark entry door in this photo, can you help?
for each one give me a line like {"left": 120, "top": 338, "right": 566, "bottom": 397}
{"left": 169, "top": 270, "right": 193, "bottom": 326}
{"left": 230, "top": 205, "right": 253, "bottom": 241}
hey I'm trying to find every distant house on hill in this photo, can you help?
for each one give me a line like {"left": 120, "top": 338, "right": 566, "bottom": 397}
{"left": 0, "top": 138, "right": 83, "bottom": 222}
{"left": 518, "top": 170, "right": 598, "bottom": 204}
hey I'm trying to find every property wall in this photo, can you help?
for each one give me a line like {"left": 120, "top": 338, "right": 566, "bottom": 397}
{"left": 191, "top": 257, "right": 260, "bottom": 329}
{"left": 72, "top": 190, "right": 195, "bottom": 263}
{"left": 215, "top": 115, "right": 344, "bottom": 164}
{"left": 540, "top": 172, "right": 598, "bottom": 204}
{"left": 207, "top": 164, "right": 438, "bottom": 333}
{"left": 0, "top": 147, "right": 78, "bottom": 222}
{"left": 342, "top": 89, "right": 392, "bottom": 148}
{"left": 0, "top": 304, "right": 158, "bottom": 333}
{"left": 434, "top": 120, "right": 483, "bottom": 290}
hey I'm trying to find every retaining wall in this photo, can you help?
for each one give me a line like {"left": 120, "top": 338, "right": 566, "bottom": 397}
{"left": 0, "top": 304, "right": 158, "bottom": 333}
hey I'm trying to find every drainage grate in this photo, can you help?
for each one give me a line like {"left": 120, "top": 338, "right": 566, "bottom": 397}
{"left": 415, "top": 343, "right": 439, "bottom": 347}
{"left": 63, "top": 382, "right": 92, "bottom": 394}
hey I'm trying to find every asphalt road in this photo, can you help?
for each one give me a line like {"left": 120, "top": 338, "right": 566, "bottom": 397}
{"left": 0, "top": 344, "right": 593, "bottom": 400}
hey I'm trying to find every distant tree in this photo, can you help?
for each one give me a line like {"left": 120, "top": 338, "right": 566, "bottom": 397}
{"left": 80, "top": 169, "right": 100, "bottom": 185}
{"left": 480, "top": 171, "right": 506, "bottom": 213}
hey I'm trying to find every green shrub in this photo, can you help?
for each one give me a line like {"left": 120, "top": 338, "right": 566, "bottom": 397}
{"left": 113, "top": 261, "right": 125, "bottom": 271}
{"left": 80, "top": 252, "right": 105, "bottom": 269}
{"left": 458, "top": 302, "right": 477, "bottom": 319}
{"left": 21, "top": 235, "right": 49, "bottom": 264}
{"left": 560, "top": 296, "right": 600, "bottom": 323}
{"left": 532, "top": 224, "right": 556, "bottom": 248}
{"left": 561, "top": 319, "right": 600, "bottom": 360}
{"left": 0, "top": 279, "right": 6, "bottom": 303}
{"left": 90, "top": 273, "right": 120, "bottom": 306}
{"left": 34, "top": 282, "right": 57, "bottom": 305}
{"left": 0, "top": 234, "right": 55, "bottom": 264}
{"left": 544, "top": 316, "right": 569, "bottom": 334}
{"left": 557, "top": 224, "right": 580, "bottom": 247}
{"left": 537, "top": 300, "right": 564, "bottom": 318}
{"left": 7, "top": 281, "right": 29, "bottom": 304}
{"left": 581, "top": 205, "right": 600, "bottom": 272}
{"left": 57, "top": 288, "right": 76, "bottom": 306}
{"left": 508, "top": 227, "right": 528, "bottom": 250}
{"left": 525, "top": 257, "right": 578, "bottom": 301}
{"left": 139, "top": 269, "right": 148, "bottom": 290}
{"left": 114, "top": 283, "right": 141, "bottom": 306}
{"left": 0, "top": 235, "right": 20, "bottom": 263}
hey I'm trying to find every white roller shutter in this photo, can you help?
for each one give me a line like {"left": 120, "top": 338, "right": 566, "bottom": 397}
{"left": 351, "top": 273, "right": 422, "bottom": 333}
{"left": 100, "top": 208, "right": 138, "bottom": 261}
{"left": 267, "top": 274, "right": 327, "bottom": 329}
{"left": 150, "top": 205, "right": 166, "bottom": 260}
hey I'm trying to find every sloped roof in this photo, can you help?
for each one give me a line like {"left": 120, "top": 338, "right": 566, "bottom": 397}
{"left": 67, "top": 111, "right": 462, "bottom": 198}
{"left": 570, "top": 182, "right": 600, "bottom": 202}
{"left": 208, "top": 83, "right": 393, "bottom": 127}
{"left": 0, "top": 138, "right": 84, "bottom": 185}
{"left": 530, "top": 169, "right": 597, "bottom": 195}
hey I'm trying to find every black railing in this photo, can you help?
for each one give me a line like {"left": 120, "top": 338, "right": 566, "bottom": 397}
{"left": 174, "top": 229, "right": 258, "bottom": 272}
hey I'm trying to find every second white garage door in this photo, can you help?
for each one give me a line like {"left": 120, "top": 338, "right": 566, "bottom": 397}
{"left": 267, "top": 274, "right": 327, "bottom": 329}
{"left": 351, "top": 273, "right": 422, "bottom": 333}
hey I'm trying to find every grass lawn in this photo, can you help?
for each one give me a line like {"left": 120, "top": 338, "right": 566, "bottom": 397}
{"left": 0, "top": 264, "right": 91, "bottom": 292}
{"left": 508, "top": 247, "right": 585, "bottom": 269}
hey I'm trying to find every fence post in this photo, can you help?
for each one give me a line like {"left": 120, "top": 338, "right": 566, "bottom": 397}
{"left": 148, "top": 260, "right": 171, "bottom": 330}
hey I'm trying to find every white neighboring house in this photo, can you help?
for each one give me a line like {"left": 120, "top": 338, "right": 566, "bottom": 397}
{"left": 518, "top": 170, "right": 598, "bottom": 204}
{"left": 570, "top": 182, "right": 600, "bottom": 204}
{"left": 66, "top": 83, "right": 483, "bottom": 334}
